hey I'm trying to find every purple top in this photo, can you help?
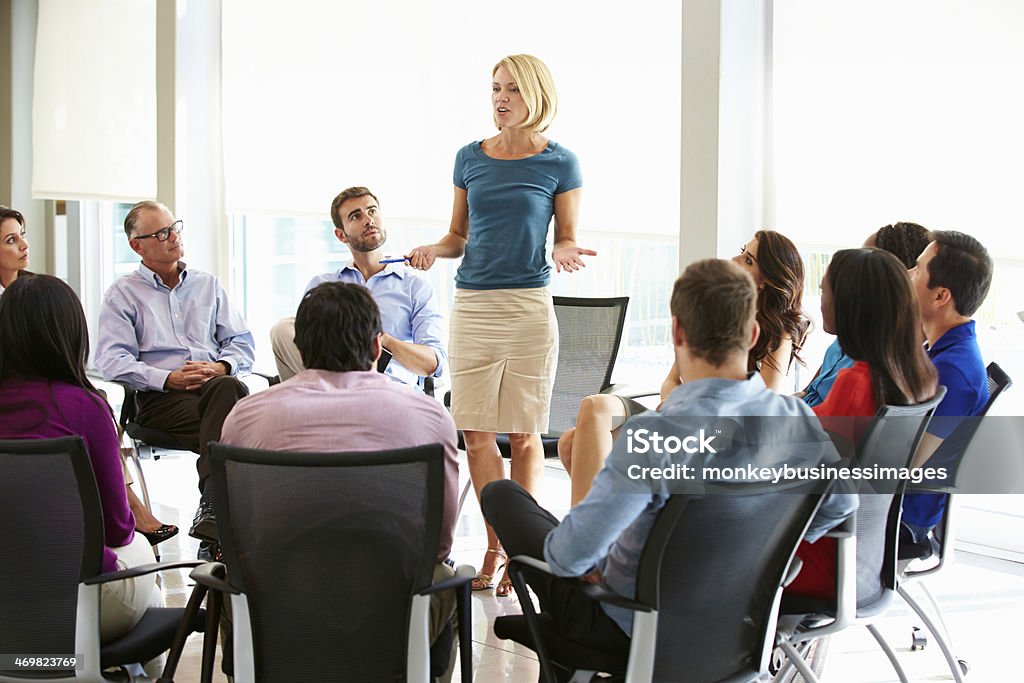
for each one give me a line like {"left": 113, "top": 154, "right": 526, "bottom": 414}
{"left": 0, "top": 378, "right": 135, "bottom": 572}
{"left": 221, "top": 369, "right": 460, "bottom": 560}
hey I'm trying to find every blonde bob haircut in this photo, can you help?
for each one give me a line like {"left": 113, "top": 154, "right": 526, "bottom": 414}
{"left": 492, "top": 54, "right": 558, "bottom": 133}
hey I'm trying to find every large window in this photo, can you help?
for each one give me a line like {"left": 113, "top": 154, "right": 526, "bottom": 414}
{"left": 232, "top": 217, "right": 677, "bottom": 390}
{"left": 223, "top": 0, "right": 683, "bottom": 390}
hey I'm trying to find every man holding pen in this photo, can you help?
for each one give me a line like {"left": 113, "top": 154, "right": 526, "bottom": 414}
{"left": 270, "top": 186, "right": 447, "bottom": 389}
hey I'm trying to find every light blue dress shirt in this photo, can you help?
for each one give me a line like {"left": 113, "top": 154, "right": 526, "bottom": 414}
{"left": 543, "top": 373, "right": 858, "bottom": 635}
{"left": 95, "top": 262, "right": 255, "bottom": 392}
{"left": 304, "top": 260, "right": 447, "bottom": 387}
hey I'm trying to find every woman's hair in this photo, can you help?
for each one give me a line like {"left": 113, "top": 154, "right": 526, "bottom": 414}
{"left": 872, "top": 222, "right": 931, "bottom": 269}
{"left": 0, "top": 274, "right": 104, "bottom": 402}
{"left": 826, "top": 248, "right": 938, "bottom": 407}
{"left": 0, "top": 205, "right": 25, "bottom": 226}
{"left": 492, "top": 54, "right": 558, "bottom": 133}
{"left": 749, "top": 230, "right": 810, "bottom": 373}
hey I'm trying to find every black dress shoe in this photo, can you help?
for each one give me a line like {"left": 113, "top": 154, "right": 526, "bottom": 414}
{"left": 197, "top": 540, "right": 222, "bottom": 562}
{"left": 189, "top": 497, "right": 218, "bottom": 542}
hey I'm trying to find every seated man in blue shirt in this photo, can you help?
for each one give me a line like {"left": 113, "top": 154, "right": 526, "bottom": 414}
{"left": 481, "top": 259, "right": 856, "bottom": 658}
{"left": 902, "top": 230, "right": 993, "bottom": 547}
{"left": 270, "top": 186, "right": 446, "bottom": 389}
{"left": 95, "top": 201, "right": 255, "bottom": 550}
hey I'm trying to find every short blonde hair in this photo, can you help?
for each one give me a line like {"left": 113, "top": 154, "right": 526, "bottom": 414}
{"left": 492, "top": 54, "right": 558, "bottom": 133}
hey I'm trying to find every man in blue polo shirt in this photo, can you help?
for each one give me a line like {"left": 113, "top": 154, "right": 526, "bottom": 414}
{"left": 903, "top": 230, "right": 993, "bottom": 546}
{"left": 270, "top": 186, "right": 447, "bottom": 389}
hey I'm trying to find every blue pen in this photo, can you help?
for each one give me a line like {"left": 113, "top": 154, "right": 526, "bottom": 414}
{"left": 379, "top": 257, "right": 409, "bottom": 264}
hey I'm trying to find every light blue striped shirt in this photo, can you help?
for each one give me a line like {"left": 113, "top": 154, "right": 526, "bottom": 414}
{"left": 95, "top": 262, "right": 255, "bottom": 391}
{"left": 305, "top": 260, "right": 447, "bottom": 387}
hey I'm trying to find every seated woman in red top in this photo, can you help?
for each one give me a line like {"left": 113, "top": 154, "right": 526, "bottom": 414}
{"left": 787, "top": 248, "right": 938, "bottom": 599}
{"left": 0, "top": 274, "right": 161, "bottom": 642}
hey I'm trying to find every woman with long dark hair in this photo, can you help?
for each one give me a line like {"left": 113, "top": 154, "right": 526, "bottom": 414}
{"left": 0, "top": 205, "right": 31, "bottom": 294}
{"left": 0, "top": 275, "right": 161, "bottom": 642}
{"left": 731, "top": 229, "right": 810, "bottom": 388}
{"left": 558, "top": 230, "right": 811, "bottom": 506}
{"left": 787, "top": 247, "right": 939, "bottom": 598}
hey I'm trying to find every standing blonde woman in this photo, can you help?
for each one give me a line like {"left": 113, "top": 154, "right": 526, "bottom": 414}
{"left": 409, "top": 54, "right": 595, "bottom": 597}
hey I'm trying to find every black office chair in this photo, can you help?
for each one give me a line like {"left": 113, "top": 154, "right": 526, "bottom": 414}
{"left": 191, "top": 442, "right": 474, "bottom": 682}
{"left": 451, "top": 296, "right": 630, "bottom": 509}
{"left": 0, "top": 436, "right": 207, "bottom": 682}
{"left": 773, "top": 388, "right": 947, "bottom": 683}
{"left": 899, "top": 362, "right": 1012, "bottom": 681}
{"left": 116, "top": 382, "right": 195, "bottom": 520}
{"left": 495, "top": 481, "right": 832, "bottom": 682}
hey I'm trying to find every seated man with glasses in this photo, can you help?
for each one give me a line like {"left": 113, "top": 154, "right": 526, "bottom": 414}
{"left": 96, "top": 200, "right": 255, "bottom": 559}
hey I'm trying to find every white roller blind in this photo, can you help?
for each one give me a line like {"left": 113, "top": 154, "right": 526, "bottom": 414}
{"left": 772, "top": 0, "right": 1024, "bottom": 258}
{"left": 221, "top": 0, "right": 681, "bottom": 234}
{"left": 32, "top": 0, "right": 157, "bottom": 201}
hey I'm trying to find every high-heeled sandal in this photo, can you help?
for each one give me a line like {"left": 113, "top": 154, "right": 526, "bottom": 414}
{"left": 471, "top": 547, "right": 508, "bottom": 591}
{"left": 495, "top": 570, "right": 514, "bottom": 598}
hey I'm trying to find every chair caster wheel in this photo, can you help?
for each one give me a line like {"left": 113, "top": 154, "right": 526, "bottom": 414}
{"left": 958, "top": 659, "right": 969, "bottom": 676}
{"left": 910, "top": 626, "right": 927, "bottom": 651}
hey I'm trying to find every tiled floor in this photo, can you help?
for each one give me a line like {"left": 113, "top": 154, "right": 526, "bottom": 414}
{"left": 133, "top": 446, "right": 1024, "bottom": 682}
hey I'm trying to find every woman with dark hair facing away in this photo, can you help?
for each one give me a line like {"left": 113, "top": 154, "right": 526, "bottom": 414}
{"left": 786, "top": 248, "right": 939, "bottom": 598}
{"left": 800, "top": 221, "right": 932, "bottom": 407}
{"left": 0, "top": 205, "right": 31, "bottom": 294}
{"left": 407, "top": 54, "right": 595, "bottom": 596}
{"left": 0, "top": 275, "right": 161, "bottom": 642}
{"left": 1, "top": 208, "right": 176, "bottom": 543}
{"left": 558, "top": 229, "right": 811, "bottom": 506}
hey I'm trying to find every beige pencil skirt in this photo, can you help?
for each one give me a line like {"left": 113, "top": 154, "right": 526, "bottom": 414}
{"left": 449, "top": 287, "right": 558, "bottom": 434}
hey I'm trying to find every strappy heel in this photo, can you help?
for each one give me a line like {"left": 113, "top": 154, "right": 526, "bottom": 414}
{"left": 471, "top": 547, "right": 508, "bottom": 591}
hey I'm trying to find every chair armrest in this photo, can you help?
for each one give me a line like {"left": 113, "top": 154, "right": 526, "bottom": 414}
{"left": 782, "top": 557, "right": 804, "bottom": 588}
{"left": 578, "top": 583, "right": 653, "bottom": 613}
{"left": 84, "top": 559, "right": 205, "bottom": 585}
{"left": 509, "top": 556, "right": 652, "bottom": 613}
{"left": 509, "top": 555, "right": 553, "bottom": 574}
{"left": 189, "top": 561, "right": 241, "bottom": 594}
{"left": 251, "top": 371, "right": 281, "bottom": 387}
{"left": 420, "top": 564, "right": 476, "bottom": 595}
{"left": 823, "top": 514, "right": 856, "bottom": 539}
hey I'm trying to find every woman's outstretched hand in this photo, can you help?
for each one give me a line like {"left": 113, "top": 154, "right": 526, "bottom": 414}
{"left": 553, "top": 243, "right": 597, "bottom": 273}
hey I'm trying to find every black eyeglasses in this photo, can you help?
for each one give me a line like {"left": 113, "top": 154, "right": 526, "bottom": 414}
{"left": 133, "top": 220, "right": 183, "bottom": 242}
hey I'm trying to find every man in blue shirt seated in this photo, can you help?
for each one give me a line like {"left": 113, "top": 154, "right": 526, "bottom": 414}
{"left": 902, "top": 230, "right": 993, "bottom": 547}
{"left": 270, "top": 186, "right": 446, "bottom": 389}
{"left": 95, "top": 200, "right": 255, "bottom": 551}
{"left": 481, "top": 259, "right": 856, "bottom": 657}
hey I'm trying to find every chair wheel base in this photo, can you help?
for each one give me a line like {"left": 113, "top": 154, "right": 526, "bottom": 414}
{"left": 958, "top": 659, "right": 970, "bottom": 676}
{"left": 910, "top": 626, "right": 927, "bottom": 651}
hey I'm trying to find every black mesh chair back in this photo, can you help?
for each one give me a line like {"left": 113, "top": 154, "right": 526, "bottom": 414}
{"left": 0, "top": 437, "right": 102, "bottom": 673}
{"left": 847, "top": 387, "right": 946, "bottom": 607}
{"left": 208, "top": 442, "right": 445, "bottom": 682}
{"left": 640, "top": 484, "right": 828, "bottom": 681}
{"left": 930, "top": 362, "right": 1012, "bottom": 486}
{"left": 547, "top": 296, "right": 630, "bottom": 435}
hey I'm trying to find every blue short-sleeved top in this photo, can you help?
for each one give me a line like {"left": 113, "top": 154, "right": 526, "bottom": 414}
{"left": 802, "top": 338, "right": 856, "bottom": 408}
{"left": 453, "top": 141, "right": 582, "bottom": 290}
{"left": 903, "top": 320, "right": 989, "bottom": 528}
